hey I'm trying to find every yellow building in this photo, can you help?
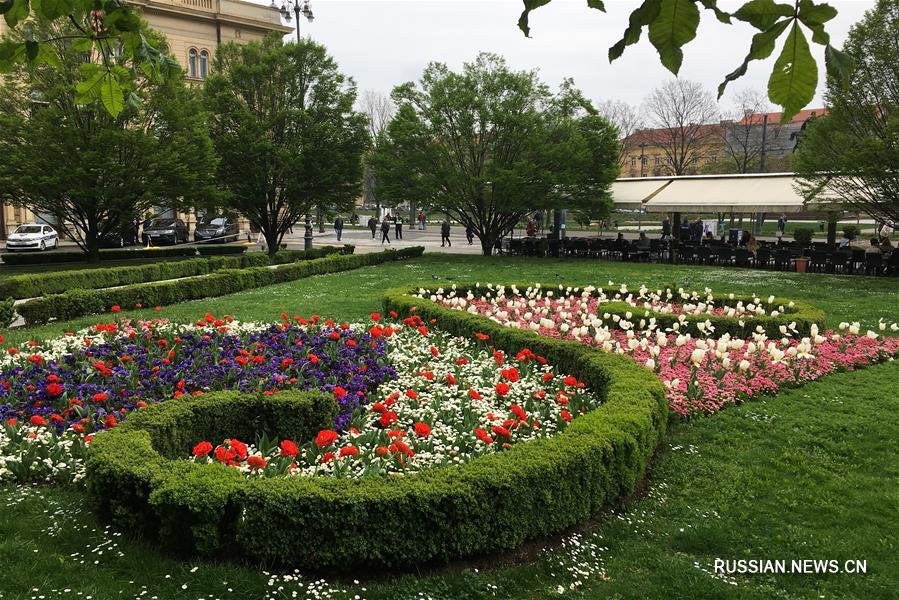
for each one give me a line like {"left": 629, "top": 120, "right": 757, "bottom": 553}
{"left": 0, "top": 0, "right": 291, "bottom": 238}
{"left": 620, "top": 124, "right": 725, "bottom": 179}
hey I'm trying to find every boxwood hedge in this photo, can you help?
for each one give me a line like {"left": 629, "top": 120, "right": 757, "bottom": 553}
{"left": 411, "top": 282, "right": 826, "bottom": 337}
{"left": 0, "top": 245, "right": 354, "bottom": 300}
{"left": 16, "top": 247, "right": 423, "bottom": 326}
{"left": 0, "top": 244, "right": 245, "bottom": 266}
{"left": 85, "top": 286, "right": 667, "bottom": 570}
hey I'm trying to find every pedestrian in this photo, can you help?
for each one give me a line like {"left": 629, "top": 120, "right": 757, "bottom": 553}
{"left": 394, "top": 214, "right": 403, "bottom": 240}
{"left": 535, "top": 211, "right": 543, "bottom": 233}
{"left": 441, "top": 219, "right": 452, "bottom": 247}
{"left": 661, "top": 216, "right": 671, "bottom": 240}
{"left": 334, "top": 215, "right": 344, "bottom": 242}
{"left": 465, "top": 223, "right": 474, "bottom": 245}
{"left": 777, "top": 214, "right": 787, "bottom": 237}
{"left": 368, "top": 216, "right": 377, "bottom": 239}
{"left": 526, "top": 218, "right": 536, "bottom": 237}
{"left": 418, "top": 211, "right": 426, "bottom": 230}
{"left": 380, "top": 218, "right": 391, "bottom": 244}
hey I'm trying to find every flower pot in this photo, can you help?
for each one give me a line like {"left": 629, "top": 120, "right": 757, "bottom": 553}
{"left": 795, "top": 257, "right": 809, "bottom": 273}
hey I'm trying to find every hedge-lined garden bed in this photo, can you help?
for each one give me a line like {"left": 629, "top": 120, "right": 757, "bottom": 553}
{"left": 0, "top": 244, "right": 246, "bottom": 266}
{"left": 15, "top": 247, "right": 423, "bottom": 326}
{"left": 85, "top": 305, "right": 667, "bottom": 570}
{"left": 0, "top": 245, "right": 354, "bottom": 300}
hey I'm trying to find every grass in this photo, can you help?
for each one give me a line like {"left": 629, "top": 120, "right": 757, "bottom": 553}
{"left": 1, "top": 253, "right": 897, "bottom": 599}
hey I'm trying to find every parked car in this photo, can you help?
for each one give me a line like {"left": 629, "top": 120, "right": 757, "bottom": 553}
{"left": 5, "top": 223, "right": 59, "bottom": 251}
{"left": 141, "top": 218, "right": 189, "bottom": 246}
{"left": 194, "top": 215, "right": 240, "bottom": 243}
{"left": 98, "top": 223, "right": 139, "bottom": 248}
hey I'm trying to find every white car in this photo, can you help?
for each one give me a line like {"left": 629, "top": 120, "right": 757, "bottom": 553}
{"left": 5, "top": 224, "right": 59, "bottom": 252}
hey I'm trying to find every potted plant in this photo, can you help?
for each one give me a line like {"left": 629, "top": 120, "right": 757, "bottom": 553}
{"left": 793, "top": 228, "right": 814, "bottom": 273}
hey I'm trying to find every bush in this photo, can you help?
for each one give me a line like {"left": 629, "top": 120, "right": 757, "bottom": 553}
{"left": 842, "top": 224, "right": 860, "bottom": 241}
{"left": 793, "top": 227, "right": 815, "bottom": 247}
{"left": 0, "top": 297, "right": 15, "bottom": 328}
{"left": 86, "top": 288, "right": 667, "bottom": 570}
{"left": 0, "top": 245, "right": 245, "bottom": 266}
{"left": 16, "top": 247, "right": 425, "bottom": 326}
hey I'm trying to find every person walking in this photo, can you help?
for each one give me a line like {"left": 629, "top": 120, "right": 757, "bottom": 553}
{"left": 535, "top": 211, "right": 543, "bottom": 234}
{"left": 368, "top": 216, "right": 377, "bottom": 239}
{"left": 465, "top": 223, "right": 474, "bottom": 245}
{"left": 777, "top": 214, "right": 787, "bottom": 238}
{"left": 441, "top": 219, "right": 452, "bottom": 247}
{"left": 661, "top": 216, "right": 671, "bottom": 240}
{"left": 394, "top": 214, "right": 403, "bottom": 240}
{"left": 418, "top": 211, "right": 426, "bottom": 230}
{"left": 334, "top": 215, "right": 344, "bottom": 242}
{"left": 380, "top": 218, "right": 391, "bottom": 244}
{"left": 526, "top": 218, "right": 536, "bottom": 237}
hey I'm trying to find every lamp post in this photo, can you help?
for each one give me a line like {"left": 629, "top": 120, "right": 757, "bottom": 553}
{"left": 274, "top": 0, "right": 314, "bottom": 248}
{"left": 639, "top": 142, "right": 648, "bottom": 178}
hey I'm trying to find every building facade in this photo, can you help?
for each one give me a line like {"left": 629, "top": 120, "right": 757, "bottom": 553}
{"left": 0, "top": 0, "right": 291, "bottom": 238}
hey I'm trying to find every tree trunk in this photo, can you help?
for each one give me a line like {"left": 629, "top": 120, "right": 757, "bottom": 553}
{"left": 265, "top": 230, "right": 280, "bottom": 257}
{"left": 86, "top": 219, "right": 101, "bottom": 263}
{"left": 480, "top": 234, "right": 494, "bottom": 256}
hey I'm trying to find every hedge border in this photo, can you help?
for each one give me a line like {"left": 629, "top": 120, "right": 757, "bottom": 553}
{"left": 0, "top": 246, "right": 354, "bottom": 300}
{"left": 15, "top": 247, "right": 423, "bottom": 326}
{"left": 412, "top": 282, "right": 826, "bottom": 338}
{"left": 84, "top": 285, "right": 667, "bottom": 571}
{"left": 0, "top": 244, "right": 245, "bottom": 266}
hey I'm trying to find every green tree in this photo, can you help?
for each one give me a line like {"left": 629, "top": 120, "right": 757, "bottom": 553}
{"left": 0, "top": 0, "right": 178, "bottom": 117}
{"left": 372, "top": 53, "right": 619, "bottom": 256}
{"left": 204, "top": 35, "right": 369, "bottom": 255}
{"left": 0, "top": 21, "right": 218, "bottom": 262}
{"left": 794, "top": 0, "right": 899, "bottom": 226}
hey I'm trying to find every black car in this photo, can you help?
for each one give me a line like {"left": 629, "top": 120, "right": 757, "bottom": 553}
{"left": 141, "top": 218, "right": 189, "bottom": 246}
{"left": 98, "top": 223, "right": 139, "bottom": 248}
{"left": 194, "top": 215, "right": 240, "bottom": 243}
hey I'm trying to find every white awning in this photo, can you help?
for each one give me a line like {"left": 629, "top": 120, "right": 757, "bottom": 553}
{"left": 634, "top": 173, "right": 813, "bottom": 213}
{"left": 610, "top": 178, "right": 672, "bottom": 209}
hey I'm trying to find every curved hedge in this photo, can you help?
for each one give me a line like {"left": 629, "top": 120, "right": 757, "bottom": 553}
{"left": 85, "top": 287, "right": 667, "bottom": 570}
{"left": 0, "top": 246, "right": 354, "bottom": 300}
{"left": 15, "top": 247, "right": 423, "bottom": 326}
{"left": 413, "top": 282, "right": 826, "bottom": 337}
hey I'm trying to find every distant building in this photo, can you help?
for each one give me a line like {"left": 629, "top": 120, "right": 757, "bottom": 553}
{"left": 0, "top": 0, "right": 291, "bottom": 238}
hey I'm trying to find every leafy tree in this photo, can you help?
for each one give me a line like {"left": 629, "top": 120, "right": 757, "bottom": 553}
{"left": 204, "top": 35, "right": 369, "bottom": 255}
{"left": 0, "top": 21, "right": 218, "bottom": 261}
{"left": 518, "top": 0, "right": 854, "bottom": 122}
{"left": 372, "top": 53, "right": 619, "bottom": 256}
{"left": 0, "top": 0, "right": 178, "bottom": 117}
{"left": 794, "top": 0, "right": 899, "bottom": 226}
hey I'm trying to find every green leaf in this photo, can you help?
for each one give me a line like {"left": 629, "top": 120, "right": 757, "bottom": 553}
{"left": 99, "top": 71, "right": 124, "bottom": 117}
{"left": 3, "top": 0, "right": 29, "bottom": 28}
{"left": 609, "top": 0, "right": 662, "bottom": 63}
{"left": 24, "top": 40, "right": 39, "bottom": 61}
{"left": 717, "top": 18, "right": 790, "bottom": 98}
{"left": 647, "top": 0, "right": 700, "bottom": 74}
{"left": 768, "top": 22, "right": 818, "bottom": 123}
{"left": 824, "top": 43, "right": 854, "bottom": 88}
{"left": 37, "top": 0, "right": 73, "bottom": 20}
{"left": 0, "top": 0, "right": 13, "bottom": 15}
{"left": 733, "top": 0, "right": 795, "bottom": 30}
{"left": 519, "top": 0, "right": 605, "bottom": 37}
{"left": 698, "top": 0, "right": 730, "bottom": 23}
{"left": 0, "top": 40, "right": 26, "bottom": 71}
{"left": 797, "top": 0, "right": 836, "bottom": 26}
{"left": 587, "top": 0, "right": 605, "bottom": 10}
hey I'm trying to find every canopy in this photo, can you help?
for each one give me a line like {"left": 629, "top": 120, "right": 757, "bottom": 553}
{"left": 612, "top": 173, "right": 816, "bottom": 213}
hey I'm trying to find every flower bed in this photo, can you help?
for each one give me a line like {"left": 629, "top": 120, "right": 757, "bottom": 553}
{"left": 413, "top": 283, "right": 899, "bottom": 417}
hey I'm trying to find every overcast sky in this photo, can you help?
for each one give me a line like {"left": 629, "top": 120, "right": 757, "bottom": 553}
{"left": 268, "top": 0, "right": 874, "bottom": 112}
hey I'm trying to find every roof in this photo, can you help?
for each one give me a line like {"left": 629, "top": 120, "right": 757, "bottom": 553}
{"left": 622, "top": 124, "right": 722, "bottom": 147}
{"left": 738, "top": 108, "right": 827, "bottom": 126}
{"left": 612, "top": 173, "right": 817, "bottom": 213}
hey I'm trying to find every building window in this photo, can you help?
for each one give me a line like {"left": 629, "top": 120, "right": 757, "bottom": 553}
{"left": 199, "top": 50, "right": 209, "bottom": 79}
{"left": 654, "top": 156, "right": 661, "bottom": 166}
{"left": 709, "top": 153, "right": 719, "bottom": 163}
{"left": 188, "top": 48, "right": 198, "bottom": 78}
{"left": 629, "top": 157, "right": 637, "bottom": 168}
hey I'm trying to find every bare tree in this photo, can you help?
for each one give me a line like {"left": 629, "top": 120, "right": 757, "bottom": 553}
{"left": 359, "top": 90, "right": 396, "bottom": 215}
{"left": 596, "top": 99, "right": 643, "bottom": 164}
{"left": 643, "top": 79, "right": 720, "bottom": 175}
{"left": 719, "top": 89, "right": 777, "bottom": 173}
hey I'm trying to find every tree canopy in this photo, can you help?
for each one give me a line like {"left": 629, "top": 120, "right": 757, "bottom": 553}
{"left": 371, "top": 53, "right": 619, "bottom": 255}
{"left": 0, "top": 20, "right": 218, "bottom": 260}
{"left": 794, "top": 0, "right": 899, "bottom": 226}
{"left": 203, "top": 35, "right": 369, "bottom": 255}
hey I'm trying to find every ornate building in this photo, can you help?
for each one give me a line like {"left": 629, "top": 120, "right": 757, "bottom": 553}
{"left": 0, "top": 0, "right": 291, "bottom": 238}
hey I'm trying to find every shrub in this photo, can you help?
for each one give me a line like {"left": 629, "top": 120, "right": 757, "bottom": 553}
{"left": 16, "top": 247, "right": 425, "bottom": 326}
{"left": 0, "top": 297, "right": 15, "bottom": 328}
{"left": 842, "top": 224, "right": 860, "bottom": 241}
{"left": 0, "top": 245, "right": 245, "bottom": 266}
{"left": 86, "top": 289, "right": 667, "bottom": 570}
{"left": 793, "top": 227, "right": 815, "bottom": 247}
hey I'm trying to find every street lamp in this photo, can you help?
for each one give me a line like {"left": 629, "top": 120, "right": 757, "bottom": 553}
{"left": 273, "top": 0, "right": 315, "bottom": 248}
{"left": 639, "top": 142, "right": 648, "bottom": 178}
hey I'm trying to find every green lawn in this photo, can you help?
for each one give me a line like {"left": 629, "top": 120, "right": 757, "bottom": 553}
{"left": 1, "top": 254, "right": 897, "bottom": 599}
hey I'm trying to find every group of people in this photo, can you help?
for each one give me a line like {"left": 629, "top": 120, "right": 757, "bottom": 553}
{"left": 367, "top": 214, "right": 405, "bottom": 244}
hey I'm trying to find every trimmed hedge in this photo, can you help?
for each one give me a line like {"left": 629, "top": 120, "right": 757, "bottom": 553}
{"left": 0, "top": 245, "right": 355, "bottom": 300}
{"left": 416, "top": 282, "right": 825, "bottom": 338}
{"left": 84, "top": 285, "right": 667, "bottom": 570}
{"left": 0, "top": 297, "right": 14, "bottom": 328}
{"left": 16, "top": 247, "right": 424, "bottom": 326}
{"left": 0, "top": 244, "right": 245, "bottom": 266}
